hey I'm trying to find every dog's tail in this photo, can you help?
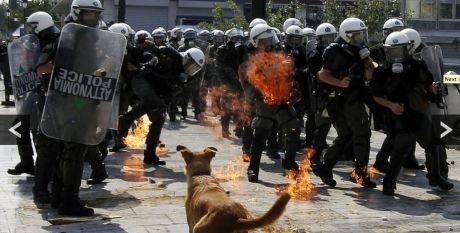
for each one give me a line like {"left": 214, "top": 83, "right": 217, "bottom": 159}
{"left": 235, "top": 192, "right": 291, "bottom": 231}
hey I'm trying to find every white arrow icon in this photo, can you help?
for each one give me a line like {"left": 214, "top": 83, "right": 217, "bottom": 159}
{"left": 440, "top": 121, "right": 453, "bottom": 139}
{"left": 9, "top": 121, "right": 21, "bottom": 139}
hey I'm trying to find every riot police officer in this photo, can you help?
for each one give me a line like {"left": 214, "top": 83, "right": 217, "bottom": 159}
{"left": 178, "top": 28, "right": 203, "bottom": 120}
{"left": 371, "top": 24, "right": 426, "bottom": 172}
{"left": 152, "top": 27, "right": 167, "bottom": 47}
{"left": 49, "top": 0, "right": 109, "bottom": 216}
{"left": 207, "top": 30, "right": 225, "bottom": 115}
{"left": 118, "top": 47, "right": 205, "bottom": 165}
{"left": 215, "top": 28, "right": 245, "bottom": 138}
{"left": 244, "top": 24, "right": 301, "bottom": 182}
{"left": 168, "top": 28, "right": 182, "bottom": 50}
{"left": 307, "top": 22, "right": 337, "bottom": 170}
{"left": 315, "top": 17, "right": 376, "bottom": 188}
{"left": 20, "top": 11, "right": 62, "bottom": 204}
{"left": 371, "top": 31, "right": 453, "bottom": 195}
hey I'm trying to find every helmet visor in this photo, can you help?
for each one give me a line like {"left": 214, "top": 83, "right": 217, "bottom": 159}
{"left": 25, "top": 22, "right": 37, "bottom": 34}
{"left": 230, "top": 36, "right": 243, "bottom": 44}
{"left": 80, "top": 10, "right": 101, "bottom": 27}
{"left": 384, "top": 44, "right": 409, "bottom": 63}
{"left": 318, "top": 33, "right": 337, "bottom": 47}
{"left": 214, "top": 35, "right": 224, "bottom": 44}
{"left": 346, "top": 29, "right": 368, "bottom": 46}
{"left": 183, "top": 54, "right": 202, "bottom": 77}
{"left": 184, "top": 32, "right": 197, "bottom": 40}
{"left": 285, "top": 34, "right": 303, "bottom": 48}
{"left": 153, "top": 35, "right": 166, "bottom": 44}
{"left": 383, "top": 26, "right": 404, "bottom": 37}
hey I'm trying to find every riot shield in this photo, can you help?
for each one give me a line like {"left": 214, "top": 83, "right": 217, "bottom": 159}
{"left": 40, "top": 23, "right": 127, "bottom": 145}
{"left": 420, "top": 46, "right": 443, "bottom": 82}
{"left": 7, "top": 34, "right": 41, "bottom": 126}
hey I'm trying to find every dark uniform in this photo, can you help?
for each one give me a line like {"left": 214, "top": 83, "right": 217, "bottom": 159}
{"left": 371, "top": 57, "right": 453, "bottom": 194}
{"left": 315, "top": 38, "right": 376, "bottom": 188}
{"left": 178, "top": 40, "right": 202, "bottom": 119}
{"left": 244, "top": 47, "right": 301, "bottom": 182}
{"left": 118, "top": 46, "right": 185, "bottom": 165}
{"left": 307, "top": 45, "right": 333, "bottom": 168}
{"left": 0, "top": 41, "right": 14, "bottom": 105}
{"left": 215, "top": 41, "right": 244, "bottom": 137}
{"left": 370, "top": 44, "right": 424, "bottom": 171}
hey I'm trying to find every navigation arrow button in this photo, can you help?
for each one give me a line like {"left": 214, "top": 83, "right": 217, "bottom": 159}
{"left": 9, "top": 121, "right": 21, "bottom": 138}
{"left": 440, "top": 121, "right": 453, "bottom": 139}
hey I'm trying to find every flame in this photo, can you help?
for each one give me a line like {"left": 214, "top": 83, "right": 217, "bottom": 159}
{"left": 350, "top": 166, "right": 376, "bottom": 185}
{"left": 208, "top": 85, "right": 251, "bottom": 126}
{"left": 276, "top": 148, "right": 316, "bottom": 200}
{"left": 246, "top": 51, "right": 295, "bottom": 105}
{"left": 212, "top": 156, "right": 245, "bottom": 181}
{"left": 155, "top": 144, "right": 169, "bottom": 157}
{"left": 122, "top": 115, "right": 151, "bottom": 148}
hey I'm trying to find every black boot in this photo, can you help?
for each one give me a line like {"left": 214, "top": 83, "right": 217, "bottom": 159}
{"left": 403, "top": 144, "right": 424, "bottom": 170}
{"left": 382, "top": 174, "right": 396, "bottom": 196}
{"left": 86, "top": 146, "right": 109, "bottom": 185}
{"left": 144, "top": 150, "right": 166, "bottom": 165}
{"left": 247, "top": 169, "right": 258, "bottom": 183}
{"left": 426, "top": 149, "right": 453, "bottom": 190}
{"left": 316, "top": 160, "right": 337, "bottom": 187}
{"left": 87, "top": 163, "right": 108, "bottom": 185}
{"left": 58, "top": 192, "right": 94, "bottom": 216}
{"left": 350, "top": 164, "right": 376, "bottom": 188}
{"left": 7, "top": 161, "right": 35, "bottom": 175}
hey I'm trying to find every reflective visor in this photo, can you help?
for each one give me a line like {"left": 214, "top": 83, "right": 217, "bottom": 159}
{"left": 384, "top": 44, "right": 409, "bottom": 63}
{"left": 318, "top": 34, "right": 337, "bottom": 46}
{"left": 183, "top": 54, "right": 202, "bottom": 76}
{"left": 346, "top": 29, "right": 368, "bottom": 46}
{"left": 80, "top": 10, "right": 101, "bottom": 27}
{"left": 286, "top": 35, "right": 303, "bottom": 48}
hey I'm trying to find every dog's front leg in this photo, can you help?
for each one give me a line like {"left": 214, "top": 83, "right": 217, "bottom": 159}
{"left": 185, "top": 199, "right": 193, "bottom": 233}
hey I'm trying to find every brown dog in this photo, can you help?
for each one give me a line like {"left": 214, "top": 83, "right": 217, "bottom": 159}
{"left": 177, "top": 145, "right": 291, "bottom": 233}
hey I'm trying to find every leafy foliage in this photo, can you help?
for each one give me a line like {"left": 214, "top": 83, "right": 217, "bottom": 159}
{"left": 197, "top": 0, "right": 248, "bottom": 31}
{"left": 1, "top": 0, "right": 54, "bottom": 38}
{"left": 322, "top": 0, "right": 412, "bottom": 43}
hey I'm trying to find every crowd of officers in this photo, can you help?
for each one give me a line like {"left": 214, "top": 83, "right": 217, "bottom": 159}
{"left": 3, "top": 0, "right": 454, "bottom": 217}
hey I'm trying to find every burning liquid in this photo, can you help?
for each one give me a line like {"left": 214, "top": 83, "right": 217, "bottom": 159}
{"left": 122, "top": 115, "right": 168, "bottom": 156}
{"left": 213, "top": 156, "right": 245, "bottom": 181}
{"left": 123, "top": 115, "right": 150, "bottom": 148}
{"left": 246, "top": 51, "right": 295, "bottom": 105}
{"left": 276, "top": 148, "right": 316, "bottom": 200}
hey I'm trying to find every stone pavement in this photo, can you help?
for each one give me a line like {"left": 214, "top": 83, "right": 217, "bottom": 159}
{"left": 1, "top": 82, "right": 460, "bottom": 233}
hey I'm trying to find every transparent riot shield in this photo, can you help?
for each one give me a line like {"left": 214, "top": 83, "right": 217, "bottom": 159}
{"left": 7, "top": 34, "right": 41, "bottom": 126}
{"left": 40, "top": 23, "right": 127, "bottom": 145}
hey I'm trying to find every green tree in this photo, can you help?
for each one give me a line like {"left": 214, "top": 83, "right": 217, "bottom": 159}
{"left": 1, "top": 0, "right": 54, "bottom": 38}
{"left": 322, "top": 0, "right": 412, "bottom": 44}
{"left": 197, "top": 0, "right": 248, "bottom": 31}
{"left": 266, "top": 0, "right": 302, "bottom": 30}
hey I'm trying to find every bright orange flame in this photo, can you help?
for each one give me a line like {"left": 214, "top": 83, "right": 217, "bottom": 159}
{"left": 276, "top": 149, "right": 316, "bottom": 200}
{"left": 156, "top": 144, "right": 169, "bottom": 157}
{"left": 213, "top": 156, "right": 245, "bottom": 181}
{"left": 350, "top": 166, "right": 375, "bottom": 185}
{"left": 122, "top": 115, "right": 151, "bottom": 148}
{"left": 246, "top": 51, "right": 295, "bottom": 105}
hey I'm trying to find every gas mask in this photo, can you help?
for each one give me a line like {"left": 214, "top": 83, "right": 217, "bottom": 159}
{"left": 285, "top": 34, "right": 303, "bottom": 48}
{"left": 384, "top": 44, "right": 410, "bottom": 73}
{"left": 187, "top": 40, "right": 196, "bottom": 48}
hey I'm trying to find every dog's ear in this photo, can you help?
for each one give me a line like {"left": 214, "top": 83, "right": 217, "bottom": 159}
{"left": 176, "top": 145, "right": 187, "bottom": 152}
{"left": 203, "top": 147, "right": 217, "bottom": 159}
{"left": 181, "top": 150, "right": 193, "bottom": 164}
{"left": 177, "top": 145, "right": 193, "bottom": 164}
